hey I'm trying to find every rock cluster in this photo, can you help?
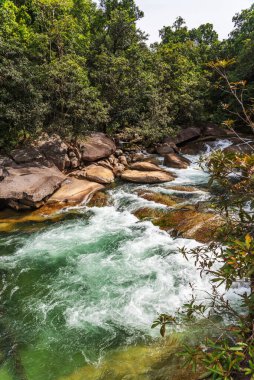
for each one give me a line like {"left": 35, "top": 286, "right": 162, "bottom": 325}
{"left": 0, "top": 125, "right": 252, "bottom": 212}
{"left": 0, "top": 133, "right": 118, "bottom": 210}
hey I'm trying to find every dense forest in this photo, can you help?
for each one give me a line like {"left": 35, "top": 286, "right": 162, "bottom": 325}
{"left": 1, "top": 0, "right": 254, "bottom": 147}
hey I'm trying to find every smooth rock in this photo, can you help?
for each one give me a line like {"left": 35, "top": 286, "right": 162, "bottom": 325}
{"left": 78, "top": 133, "right": 116, "bottom": 162}
{"left": 84, "top": 165, "right": 115, "bottom": 184}
{"left": 47, "top": 178, "right": 104, "bottom": 205}
{"left": 121, "top": 170, "right": 174, "bottom": 184}
{"left": 70, "top": 165, "right": 114, "bottom": 184}
{"left": 130, "top": 161, "right": 163, "bottom": 172}
{"left": 164, "top": 153, "right": 191, "bottom": 169}
{"left": 0, "top": 165, "right": 65, "bottom": 209}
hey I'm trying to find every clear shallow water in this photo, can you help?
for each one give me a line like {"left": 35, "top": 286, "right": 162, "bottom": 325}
{"left": 0, "top": 140, "right": 242, "bottom": 380}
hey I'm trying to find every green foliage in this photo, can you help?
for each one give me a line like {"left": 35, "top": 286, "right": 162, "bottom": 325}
{"left": 0, "top": 0, "right": 223, "bottom": 147}
{"left": 0, "top": 0, "right": 253, "bottom": 146}
{"left": 153, "top": 148, "right": 254, "bottom": 379}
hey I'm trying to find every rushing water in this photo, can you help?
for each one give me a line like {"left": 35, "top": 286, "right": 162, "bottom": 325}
{"left": 0, "top": 140, "right": 242, "bottom": 380}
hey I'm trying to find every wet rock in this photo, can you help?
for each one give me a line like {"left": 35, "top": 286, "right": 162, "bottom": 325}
{"left": 87, "top": 191, "right": 109, "bottom": 207}
{"left": 136, "top": 190, "right": 180, "bottom": 207}
{"left": 121, "top": 170, "right": 174, "bottom": 184}
{"left": 47, "top": 178, "right": 104, "bottom": 205}
{"left": 134, "top": 207, "right": 224, "bottom": 243}
{"left": 37, "top": 134, "right": 69, "bottom": 171}
{"left": 0, "top": 165, "right": 65, "bottom": 210}
{"left": 164, "top": 153, "right": 191, "bottom": 169}
{"left": 166, "top": 185, "right": 203, "bottom": 192}
{"left": 180, "top": 141, "right": 207, "bottom": 155}
{"left": 130, "top": 161, "right": 163, "bottom": 172}
{"left": 78, "top": 133, "right": 116, "bottom": 162}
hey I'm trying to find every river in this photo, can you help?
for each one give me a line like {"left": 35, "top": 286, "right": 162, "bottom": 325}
{"left": 0, "top": 139, "right": 243, "bottom": 380}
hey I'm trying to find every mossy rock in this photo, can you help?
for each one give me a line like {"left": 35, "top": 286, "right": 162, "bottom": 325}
{"left": 136, "top": 190, "right": 181, "bottom": 207}
{"left": 87, "top": 191, "right": 109, "bottom": 207}
{"left": 134, "top": 207, "right": 224, "bottom": 243}
{"left": 166, "top": 185, "right": 203, "bottom": 193}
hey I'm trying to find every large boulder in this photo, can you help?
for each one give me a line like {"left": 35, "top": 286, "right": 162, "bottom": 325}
{"left": 164, "top": 153, "right": 191, "bottom": 169}
{"left": 156, "top": 143, "right": 178, "bottom": 155}
{"left": 121, "top": 170, "right": 174, "bottom": 184}
{"left": 130, "top": 161, "right": 163, "bottom": 172}
{"left": 37, "top": 134, "right": 69, "bottom": 171}
{"left": 164, "top": 127, "right": 201, "bottom": 146}
{"left": 202, "top": 124, "right": 234, "bottom": 138}
{"left": 0, "top": 165, "right": 65, "bottom": 210}
{"left": 47, "top": 178, "right": 103, "bottom": 205}
{"left": 71, "top": 165, "right": 115, "bottom": 184}
{"left": 10, "top": 146, "right": 48, "bottom": 166}
{"left": 78, "top": 133, "right": 116, "bottom": 162}
{"left": 223, "top": 142, "right": 254, "bottom": 155}
{"left": 180, "top": 141, "right": 207, "bottom": 155}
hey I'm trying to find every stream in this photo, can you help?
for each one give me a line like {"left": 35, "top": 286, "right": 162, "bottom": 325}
{"left": 0, "top": 139, "right": 245, "bottom": 380}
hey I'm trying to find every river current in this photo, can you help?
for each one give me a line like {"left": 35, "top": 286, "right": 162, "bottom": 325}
{"left": 0, "top": 140, "right": 243, "bottom": 380}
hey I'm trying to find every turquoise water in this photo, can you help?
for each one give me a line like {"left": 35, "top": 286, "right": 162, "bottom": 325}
{"left": 0, "top": 140, "right": 239, "bottom": 380}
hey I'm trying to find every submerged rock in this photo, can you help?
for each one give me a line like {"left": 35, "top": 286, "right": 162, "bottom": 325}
{"left": 134, "top": 207, "right": 224, "bottom": 243}
{"left": 136, "top": 190, "right": 180, "bottom": 207}
{"left": 47, "top": 178, "right": 104, "bottom": 205}
{"left": 87, "top": 191, "right": 109, "bottom": 207}
{"left": 121, "top": 170, "right": 174, "bottom": 184}
{"left": 58, "top": 334, "right": 201, "bottom": 380}
{"left": 164, "top": 153, "right": 191, "bottom": 169}
{"left": 166, "top": 185, "right": 203, "bottom": 192}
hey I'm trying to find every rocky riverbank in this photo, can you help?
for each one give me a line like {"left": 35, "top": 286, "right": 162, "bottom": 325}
{"left": 0, "top": 125, "right": 253, "bottom": 241}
